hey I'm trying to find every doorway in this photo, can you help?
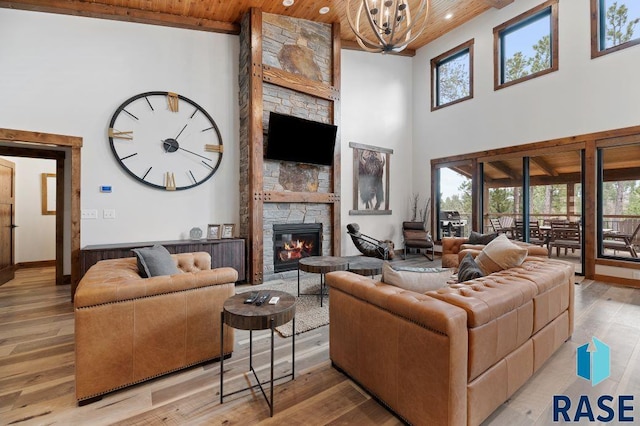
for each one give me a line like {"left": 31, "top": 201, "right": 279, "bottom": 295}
{"left": 0, "top": 158, "right": 15, "bottom": 284}
{"left": 0, "top": 128, "right": 82, "bottom": 300}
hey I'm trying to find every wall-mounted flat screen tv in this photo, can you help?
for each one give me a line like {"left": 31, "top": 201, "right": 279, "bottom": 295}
{"left": 265, "top": 112, "right": 337, "bottom": 166}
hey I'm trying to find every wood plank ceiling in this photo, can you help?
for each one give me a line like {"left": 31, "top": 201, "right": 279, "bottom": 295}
{"left": 0, "top": 0, "right": 515, "bottom": 55}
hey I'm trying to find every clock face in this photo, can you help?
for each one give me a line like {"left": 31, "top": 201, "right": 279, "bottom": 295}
{"left": 108, "top": 91, "right": 223, "bottom": 190}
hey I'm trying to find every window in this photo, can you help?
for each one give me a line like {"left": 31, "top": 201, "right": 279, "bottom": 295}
{"left": 493, "top": 0, "right": 559, "bottom": 90}
{"left": 431, "top": 39, "right": 473, "bottom": 110}
{"left": 591, "top": 0, "right": 640, "bottom": 58}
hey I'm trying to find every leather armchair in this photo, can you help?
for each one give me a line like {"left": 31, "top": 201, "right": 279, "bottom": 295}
{"left": 402, "top": 221, "right": 434, "bottom": 260}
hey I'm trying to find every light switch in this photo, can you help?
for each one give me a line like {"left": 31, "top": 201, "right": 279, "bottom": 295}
{"left": 81, "top": 209, "right": 98, "bottom": 219}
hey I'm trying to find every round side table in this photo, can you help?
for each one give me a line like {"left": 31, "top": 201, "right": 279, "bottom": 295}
{"left": 348, "top": 257, "right": 384, "bottom": 278}
{"left": 220, "top": 290, "right": 296, "bottom": 417}
{"left": 297, "top": 256, "right": 349, "bottom": 307}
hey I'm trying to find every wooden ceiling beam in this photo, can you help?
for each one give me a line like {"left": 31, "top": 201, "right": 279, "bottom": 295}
{"left": 488, "top": 161, "right": 520, "bottom": 180}
{"left": 0, "top": 0, "right": 240, "bottom": 34}
{"left": 483, "top": 0, "right": 514, "bottom": 9}
{"left": 530, "top": 157, "right": 559, "bottom": 177}
{"left": 484, "top": 167, "right": 640, "bottom": 188}
{"left": 450, "top": 166, "right": 473, "bottom": 179}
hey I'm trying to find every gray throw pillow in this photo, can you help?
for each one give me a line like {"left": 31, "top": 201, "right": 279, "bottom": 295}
{"left": 457, "top": 253, "right": 484, "bottom": 282}
{"left": 468, "top": 231, "right": 498, "bottom": 245}
{"left": 131, "top": 245, "right": 180, "bottom": 278}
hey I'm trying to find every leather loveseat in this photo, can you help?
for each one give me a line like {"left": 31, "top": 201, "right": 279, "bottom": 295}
{"left": 442, "top": 236, "right": 548, "bottom": 268}
{"left": 326, "top": 257, "right": 574, "bottom": 425}
{"left": 74, "top": 252, "right": 237, "bottom": 403}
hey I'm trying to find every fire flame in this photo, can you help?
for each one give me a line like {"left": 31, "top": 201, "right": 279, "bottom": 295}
{"left": 279, "top": 239, "right": 313, "bottom": 261}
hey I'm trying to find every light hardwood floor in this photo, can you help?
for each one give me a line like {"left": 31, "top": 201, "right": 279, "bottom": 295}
{"left": 1, "top": 263, "right": 639, "bottom": 425}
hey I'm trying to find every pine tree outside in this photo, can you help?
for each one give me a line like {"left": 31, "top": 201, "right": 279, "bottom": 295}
{"left": 600, "top": 0, "right": 640, "bottom": 49}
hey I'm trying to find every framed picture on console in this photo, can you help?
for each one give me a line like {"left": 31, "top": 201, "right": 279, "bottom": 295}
{"left": 207, "top": 224, "right": 221, "bottom": 240}
{"left": 349, "top": 142, "right": 393, "bottom": 215}
{"left": 221, "top": 223, "right": 235, "bottom": 239}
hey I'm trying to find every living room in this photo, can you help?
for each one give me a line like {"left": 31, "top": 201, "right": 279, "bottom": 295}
{"left": 1, "top": 0, "right": 639, "bottom": 424}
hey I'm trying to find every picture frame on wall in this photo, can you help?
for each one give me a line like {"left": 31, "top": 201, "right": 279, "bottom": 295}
{"left": 348, "top": 142, "right": 393, "bottom": 215}
{"left": 207, "top": 224, "right": 221, "bottom": 240}
{"left": 221, "top": 223, "right": 236, "bottom": 239}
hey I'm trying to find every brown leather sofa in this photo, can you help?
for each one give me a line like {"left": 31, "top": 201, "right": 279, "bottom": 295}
{"left": 442, "top": 236, "right": 548, "bottom": 268}
{"left": 74, "top": 252, "right": 237, "bottom": 403}
{"left": 326, "top": 257, "right": 574, "bottom": 426}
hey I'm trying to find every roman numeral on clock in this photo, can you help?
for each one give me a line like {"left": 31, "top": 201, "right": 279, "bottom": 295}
{"left": 205, "top": 144, "right": 223, "bottom": 153}
{"left": 165, "top": 172, "right": 176, "bottom": 191}
{"left": 167, "top": 92, "right": 179, "bottom": 112}
{"left": 108, "top": 128, "right": 133, "bottom": 140}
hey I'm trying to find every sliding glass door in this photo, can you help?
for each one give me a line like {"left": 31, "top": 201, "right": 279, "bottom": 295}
{"left": 481, "top": 158, "right": 524, "bottom": 236}
{"left": 480, "top": 150, "right": 584, "bottom": 274}
{"left": 597, "top": 143, "right": 640, "bottom": 262}
{"left": 434, "top": 162, "right": 473, "bottom": 240}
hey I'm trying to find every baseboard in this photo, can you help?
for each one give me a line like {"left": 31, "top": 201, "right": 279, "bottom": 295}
{"left": 15, "top": 260, "right": 55, "bottom": 269}
{"left": 63, "top": 275, "right": 71, "bottom": 285}
{"left": 594, "top": 274, "right": 640, "bottom": 288}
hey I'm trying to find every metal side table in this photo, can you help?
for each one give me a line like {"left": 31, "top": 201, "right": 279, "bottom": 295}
{"left": 220, "top": 290, "right": 296, "bottom": 417}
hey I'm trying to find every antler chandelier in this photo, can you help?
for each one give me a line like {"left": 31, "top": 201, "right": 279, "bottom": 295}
{"left": 346, "top": 0, "right": 430, "bottom": 53}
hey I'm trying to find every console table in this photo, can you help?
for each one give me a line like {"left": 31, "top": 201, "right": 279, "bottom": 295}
{"left": 80, "top": 238, "right": 246, "bottom": 282}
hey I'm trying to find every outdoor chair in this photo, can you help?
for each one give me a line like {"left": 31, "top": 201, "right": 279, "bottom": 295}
{"left": 402, "top": 221, "right": 434, "bottom": 261}
{"left": 548, "top": 221, "right": 581, "bottom": 257}
{"left": 490, "top": 217, "right": 514, "bottom": 238}
{"left": 346, "top": 223, "right": 394, "bottom": 260}
{"left": 514, "top": 220, "right": 545, "bottom": 246}
{"left": 603, "top": 222, "right": 640, "bottom": 258}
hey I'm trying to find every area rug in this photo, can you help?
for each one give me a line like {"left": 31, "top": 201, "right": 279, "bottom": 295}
{"left": 237, "top": 277, "right": 331, "bottom": 338}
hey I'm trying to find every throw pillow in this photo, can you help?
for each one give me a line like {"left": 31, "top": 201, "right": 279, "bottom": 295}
{"left": 131, "top": 245, "right": 180, "bottom": 278}
{"left": 468, "top": 231, "right": 498, "bottom": 245}
{"left": 382, "top": 262, "right": 452, "bottom": 293}
{"left": 475, "top": 234, "right": 528, "bottom": 275}
{"left": 457, "top": 253, "right": 484, "bottom": 282}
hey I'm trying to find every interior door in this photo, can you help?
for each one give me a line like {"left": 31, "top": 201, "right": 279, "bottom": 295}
{"left": 0, "top": 157, "right": 16, "bottom": 285}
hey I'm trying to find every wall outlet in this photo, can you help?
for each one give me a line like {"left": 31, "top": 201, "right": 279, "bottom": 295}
{"left": 103, "top": 209, "right": 116, "bottom": 219}
{"left": 81, "top": 209, "right": 98, "bottom": 219}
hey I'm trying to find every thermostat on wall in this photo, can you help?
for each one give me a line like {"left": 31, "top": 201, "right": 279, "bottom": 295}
{"left": 100, "top": 186, "right": 112, "bottom": 193}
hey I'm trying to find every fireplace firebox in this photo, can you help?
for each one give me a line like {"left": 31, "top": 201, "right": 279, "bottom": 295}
{"left": 273, "top": 223, "right": 322, "bottom": 273}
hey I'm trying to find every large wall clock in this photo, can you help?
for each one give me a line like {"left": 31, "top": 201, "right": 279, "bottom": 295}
{"left": 108, "top": 91, "right": 223, "bottom": 190}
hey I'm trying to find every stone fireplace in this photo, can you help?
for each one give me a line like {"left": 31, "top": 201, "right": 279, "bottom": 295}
{"left": 238, "top": 9, "right": 341, "bottom": 283}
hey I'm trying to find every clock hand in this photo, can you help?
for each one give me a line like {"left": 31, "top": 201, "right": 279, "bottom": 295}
{"left": 161, "top": 139, "right": 211, "bottom": 161}
{"left": 178, "top": 146, "right": 212, "bottom": 161}
{"left": 175, "top": 124, "right": 188, "bottom": 140}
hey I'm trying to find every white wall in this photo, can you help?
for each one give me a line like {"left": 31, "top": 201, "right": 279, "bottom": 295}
{"left": 341, "top": 50, "right": 414, "bottom": 255}
{"left": 0, "top": 8, "right": 418, "bottom": 260}
{"left": 0, "top": 156, "right": 56, "bottom": 263}
{"left": 412, "top": 0, "right": 640, "bottom": 200}
{"left": 0, "top": 9, "right": 240, "bottom": 246}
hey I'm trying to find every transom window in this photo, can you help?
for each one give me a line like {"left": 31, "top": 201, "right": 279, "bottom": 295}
{"left": 430, "top": 39, "right": 474, "bottom": 111}
{"left": 592, "top": 0, "right": 640, "bottom": 57}
{"left": 493, "top": 0, "right": 559, "bottom": 90}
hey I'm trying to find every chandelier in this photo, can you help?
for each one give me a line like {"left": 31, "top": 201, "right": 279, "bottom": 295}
{"left": 346, "top": 0, "right": 430, "bottom": 53}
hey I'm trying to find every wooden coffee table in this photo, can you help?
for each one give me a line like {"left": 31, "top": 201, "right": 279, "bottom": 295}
{"left": 348, "top": 257, "right": 384, "bottom": 278}
{"left": 220, "top": 290, "right": 296, "bottom": 417}
{"left": 297, "top": 256, "right": 349, "bottom": 307}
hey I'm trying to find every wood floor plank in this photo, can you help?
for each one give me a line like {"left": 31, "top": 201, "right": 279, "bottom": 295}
{"left": 1, "top": 265, "right": 639, "bottom": 425}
